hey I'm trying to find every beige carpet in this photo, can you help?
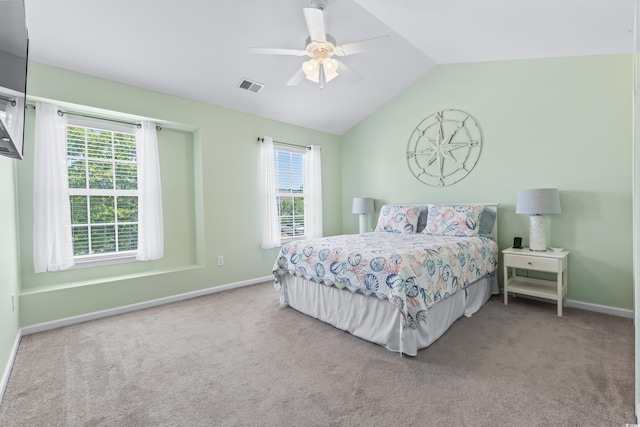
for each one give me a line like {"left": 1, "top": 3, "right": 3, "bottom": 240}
{"left": 0, "top": 282, "right": 634, "bottom": 426}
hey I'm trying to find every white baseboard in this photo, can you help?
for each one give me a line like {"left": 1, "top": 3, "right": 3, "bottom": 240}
{"left": 502, "top": 291, "right": 634, "bottom": 319}
{"left": 566, "top": 299, "right": 633, "bottom": 319}
{"left": 21, "top": 275, "right": 274, "bottom": 336}
{"left": 0, "top": 330, "right": 22, "bottom": 406}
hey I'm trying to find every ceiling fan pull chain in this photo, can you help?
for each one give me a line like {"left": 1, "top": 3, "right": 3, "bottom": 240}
{"left": 319, "top": 63, "right": 326, "bottom": 90}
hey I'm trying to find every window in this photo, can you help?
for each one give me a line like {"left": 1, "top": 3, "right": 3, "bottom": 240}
{"left": 66, "top": 122, "right": 138, "bottom": 259}
{"left": 260, "top": 137, "right": 320, "bottom": 249}
{"left": 273, "top": 147, "right": 305, "bottom": 239}
{"left": 33, "top": 102, "right": 163, "bottom": 273}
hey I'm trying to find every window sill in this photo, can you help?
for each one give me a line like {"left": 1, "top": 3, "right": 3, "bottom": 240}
{"left": 281, "top": 236, "right": 306, "bottom": 244}
{"left": 21, "top": 264, "right": 204, "bottom": 296}
{"left": 71, "top": 251, "right": 137, "bottom": 269}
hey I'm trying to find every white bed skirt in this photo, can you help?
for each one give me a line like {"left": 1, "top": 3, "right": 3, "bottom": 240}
{"left": 280, "top": 274, "right": 498, "bottom": 356}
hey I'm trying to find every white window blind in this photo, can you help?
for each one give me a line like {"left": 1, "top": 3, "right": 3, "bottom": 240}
{"left": 67, "top": 124, "right": 139, "bottom": 257}
{"left": 273, "top": 147, "right": 305, "bottom": 239}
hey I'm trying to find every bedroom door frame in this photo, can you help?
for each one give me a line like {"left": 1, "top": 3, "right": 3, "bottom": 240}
{"left": 633, "top": 0, "right": 639, "bottom": 421}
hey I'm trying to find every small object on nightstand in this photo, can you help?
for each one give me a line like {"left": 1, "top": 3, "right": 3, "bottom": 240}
{"left": 513, "top": 237, "right": 523, "bottom": 249}
{"left": 502, "top": 247, "right": 569, "bottom": 316}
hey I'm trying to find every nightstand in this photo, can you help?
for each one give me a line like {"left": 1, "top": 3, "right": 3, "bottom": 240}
{"left": 502, "top": 247, "right": 569, "bottom": 316}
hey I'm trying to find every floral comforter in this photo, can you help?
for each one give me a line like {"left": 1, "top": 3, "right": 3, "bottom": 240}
{"left": 272, "top": 232, "right": 498, "bottom": 329}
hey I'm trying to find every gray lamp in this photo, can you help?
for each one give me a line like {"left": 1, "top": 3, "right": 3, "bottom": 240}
{"left": 516, "top": 188, "right": 561, "bottom": 251}
{"left": 352, "top": 197, "right": 374, "bottom": 234}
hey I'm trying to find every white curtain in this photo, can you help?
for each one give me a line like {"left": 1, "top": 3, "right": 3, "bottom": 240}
{"left": 136, "top": 121, "right": 164, "bottom": 261}
{"left": 304, "top": 145, "right": 323, "bottom": 238}
{"left": 33, "top": 101, "right": 74, "bottom": 273}
{"left": 260, "top": 136, "right": 281, "bottom": 249}
{"left": 5, "top": 96, "right": 24, "bottom": 154}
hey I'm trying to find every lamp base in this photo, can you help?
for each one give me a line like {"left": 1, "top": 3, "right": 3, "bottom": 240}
{"left": 359, "top": 214, "right": 368, "bottom": 234}
{"left": 529, "top": 215, "right": 547, "bottom": 251}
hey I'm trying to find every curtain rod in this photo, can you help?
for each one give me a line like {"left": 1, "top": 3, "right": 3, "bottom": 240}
{"left": 0, "top": 94, "right": 16, "bottom": 106}
{"left": 26, "top": 103, "right": 161, "bottom": 131}
{"left": 57, "top": 110, "right": 162, "bottom": 131}
{"left": 57, "top": 109, "right": 145, "bottom": 129}
{"left": 257, "top": 137, "right": 310, "bottom": 150}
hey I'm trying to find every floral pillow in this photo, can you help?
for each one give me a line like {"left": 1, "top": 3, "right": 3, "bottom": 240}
{"left": 374, "top": 205, "right": 422, "bottom": 234}
{"left": 423, "top": 204, "right": 484, "bottom": 237}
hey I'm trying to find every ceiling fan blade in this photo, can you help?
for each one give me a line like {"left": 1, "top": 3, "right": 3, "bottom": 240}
{"left": 286, "top": 68, "right": 305, "bottom": 86}
{"left": 303, "top": 8, "right": 326, "bottom": 42}
{"left": 336, "top": 60, "right": 364, "bottom": 84}
{"left": 334, "top": 35, "right": 392, "bottom": 56}
{"left": 249, "top": 47, "right": 307, "bottom": 56}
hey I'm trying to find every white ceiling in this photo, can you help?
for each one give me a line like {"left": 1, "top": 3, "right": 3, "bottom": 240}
{"left": 23, "top": 0, "right": 634, "bottom": 135}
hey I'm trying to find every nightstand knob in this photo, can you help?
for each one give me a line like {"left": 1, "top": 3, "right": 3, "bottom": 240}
{"left": 528, "top": 262, "right": 532, "bottom": 265}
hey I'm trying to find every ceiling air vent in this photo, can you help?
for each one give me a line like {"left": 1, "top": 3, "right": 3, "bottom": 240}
{"left": 237, "top": 79, "right": 264, "bottom": 93}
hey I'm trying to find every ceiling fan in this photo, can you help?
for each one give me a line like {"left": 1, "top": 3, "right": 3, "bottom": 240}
{"left": 249, "top": 0, "right": 391, "bottom": 89}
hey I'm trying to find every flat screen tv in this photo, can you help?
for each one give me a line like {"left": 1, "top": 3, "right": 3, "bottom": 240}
{"left": 0, "top": 0, "right": 28, "bottom": 160}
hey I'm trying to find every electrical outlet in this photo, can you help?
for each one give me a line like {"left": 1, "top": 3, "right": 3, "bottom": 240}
{"left": 217, "top": 256, "right": 224, "bottom": 266}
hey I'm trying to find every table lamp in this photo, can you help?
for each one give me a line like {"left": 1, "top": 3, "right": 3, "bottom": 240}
{"left": 352, "top": 197, "right": 374, "bottom": 234}
{"left": 515, "top": 188, "right": 561, "bottom": 251}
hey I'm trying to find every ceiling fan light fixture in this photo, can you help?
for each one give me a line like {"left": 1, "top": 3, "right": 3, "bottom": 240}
{"left": 302, "top": 58, "right": 339, "bottom": 84}
{"left": 323, "top": 59, "right": 339, "bottom": 82}
{"left": 302, "top": 59, "right": 318, "bottom": 75}
{"left": 302, "top": 59, "right": 320, "bottom": 82}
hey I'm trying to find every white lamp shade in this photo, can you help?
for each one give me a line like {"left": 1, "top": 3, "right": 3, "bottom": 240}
{"left": 516, "top": 188, "right": 561, "bottom": 215}
{"left": 352, "top": 197, "right": 374, "bottom": 214}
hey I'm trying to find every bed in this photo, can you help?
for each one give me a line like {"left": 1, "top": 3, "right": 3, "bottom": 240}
{"left": 272, "top": 203, "right": 499, "bottom": 356}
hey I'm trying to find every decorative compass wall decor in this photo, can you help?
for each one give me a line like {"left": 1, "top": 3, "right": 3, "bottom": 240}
{"left": 406, "top": 109, "right": 482, "bottom": 187}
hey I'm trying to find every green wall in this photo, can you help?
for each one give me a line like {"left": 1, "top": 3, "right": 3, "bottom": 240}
{"left": 15, "top": 62, "right": 342, "bottom": 326}
{"left": 4, "top": 53, "right": 633, "bottom": 351}
{"left": 0, "top": 156, "right": 20, "bottom": 390}
{"left": 341, "top": 54, "right": 633, "bottom": 310}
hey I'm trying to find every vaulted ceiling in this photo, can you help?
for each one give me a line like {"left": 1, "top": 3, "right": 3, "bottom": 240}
{"left": 24, "top": 0, "right": 634, "bottom": 135}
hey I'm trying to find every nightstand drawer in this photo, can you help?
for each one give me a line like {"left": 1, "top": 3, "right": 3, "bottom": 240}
{"left": 504, "top": 253, "right": 561, "bottom": 272}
